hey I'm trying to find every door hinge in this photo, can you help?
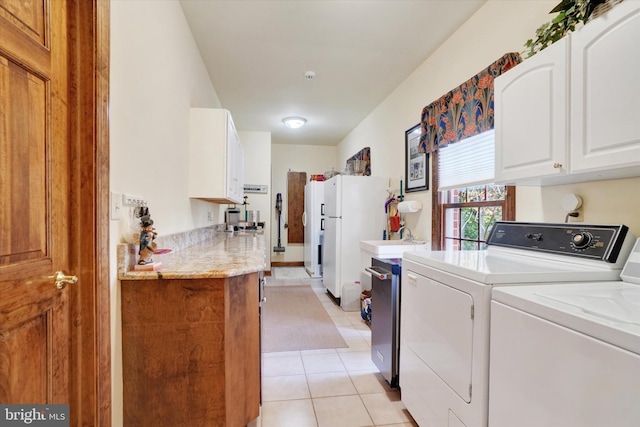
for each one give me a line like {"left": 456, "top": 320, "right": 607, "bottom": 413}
{"left": 470, "top": 305, "right": 475, "bottom": 320}
{"left": 469, "top": 384, "right": 472, "bottom": 398}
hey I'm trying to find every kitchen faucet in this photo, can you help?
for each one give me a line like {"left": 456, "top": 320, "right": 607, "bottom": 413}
{"left": 398, "top": 226, "right": 414, "bottom": 242}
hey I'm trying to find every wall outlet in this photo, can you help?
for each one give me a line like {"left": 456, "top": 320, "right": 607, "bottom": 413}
{"left": 123, "top": 193, "right": 145, "bottom": 206}
{"left": 207, "top": 211, "right": 214, "bottom": 222}
{"left": 110, "top": 192, "right": 122, "bottom": 220}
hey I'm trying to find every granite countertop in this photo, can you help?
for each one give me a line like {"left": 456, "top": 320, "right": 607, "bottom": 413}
{"left": 118, "top": 229, "right": 266, "bottom": 280}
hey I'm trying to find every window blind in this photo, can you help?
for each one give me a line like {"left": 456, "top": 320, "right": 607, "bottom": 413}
{"left": 437, "top": 130, "right": 495, "bottom": 191}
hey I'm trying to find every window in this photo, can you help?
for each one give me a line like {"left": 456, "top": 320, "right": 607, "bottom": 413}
{"left": 439, "top": 185, "right": 513, "bottom": 250}
{"left": 431, "top": 131, "right": 515, "bottom": 250}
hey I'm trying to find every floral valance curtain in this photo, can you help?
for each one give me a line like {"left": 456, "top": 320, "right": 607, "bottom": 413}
{"left": 419, "top": 52, "right": 522, "bottom": 153}
{"left": 347, "top": 146, "right": 371, "bottom": 175}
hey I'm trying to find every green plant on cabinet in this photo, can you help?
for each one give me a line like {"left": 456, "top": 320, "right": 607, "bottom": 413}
{"left": 524, "top": 0, "right": 609, "bottom": 58}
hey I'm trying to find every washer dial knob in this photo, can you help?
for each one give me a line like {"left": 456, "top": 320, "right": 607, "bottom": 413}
{"left": 571, "top": 232, "right": 593, "bottom": 250}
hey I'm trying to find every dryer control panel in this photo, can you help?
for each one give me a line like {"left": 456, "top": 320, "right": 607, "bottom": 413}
{"left": 487, "top": 221, "right": 630, "bottom": 263}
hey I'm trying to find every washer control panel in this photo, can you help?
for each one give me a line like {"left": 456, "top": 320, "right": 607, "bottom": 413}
{"left": 488, "top": 221, "right": 630, "bottom": 263}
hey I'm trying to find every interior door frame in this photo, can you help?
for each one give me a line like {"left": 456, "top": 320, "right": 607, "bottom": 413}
{"left": 68, "top": 1, "right": 111, "bottom": 424}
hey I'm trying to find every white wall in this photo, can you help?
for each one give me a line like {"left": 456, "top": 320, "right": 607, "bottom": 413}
{"left": 110, "top": 1, "right": 221, "bottom": 424}
{"left": 270, "top": 144, "right": 337, "bottom": 263}
{"left": 337, "top": 0, "right": 640, "bottom": 239}
{"left": 239, "top": 131, "right": 273, "bottom": 268}
{"left": 537, "top": 177, "right": 640, "bottom": 232}
{"left": 110, "top": 1, "right": 221, "bottom": 237}
{"left": 337, "top": 0, "right": 558, "bottom": 241}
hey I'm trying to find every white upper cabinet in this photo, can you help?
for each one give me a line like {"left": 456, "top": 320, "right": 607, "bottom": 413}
{"left": 189, "top": 108, "right": 245, "bottom": 204}
{"left": 494, "top": 37, "right": 569, "bottom": 184}
{"left": 570, "top": 0, "right": 640, "bottom": 175}
{"left": 495, "top": 0, "right": 640, "bottom": 186}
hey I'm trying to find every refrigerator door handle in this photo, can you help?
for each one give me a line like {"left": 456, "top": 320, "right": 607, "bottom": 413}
{"left": 320, "top": 218, "right": 325, "bottom": 231}
{"left": 302, "top": 211, "right": 307, "bottom": 227}
{"left": 321, "top": 203, "right": 325, "bottom": 216}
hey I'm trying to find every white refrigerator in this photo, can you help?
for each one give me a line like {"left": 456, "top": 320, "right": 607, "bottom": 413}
{"left": 323, "top": 175, "right": 388, "bottom": 302}
{"left": 303, "top": 181, "right": 325, "bottom": 278}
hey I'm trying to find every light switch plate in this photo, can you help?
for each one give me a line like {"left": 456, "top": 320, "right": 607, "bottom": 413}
{"left": 110, "top": 192, "right": 122, "bottom": 220}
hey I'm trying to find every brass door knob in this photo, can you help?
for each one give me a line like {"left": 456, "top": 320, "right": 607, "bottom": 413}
{"left": 50, "top": 271, "right": 78, "bottom": 290}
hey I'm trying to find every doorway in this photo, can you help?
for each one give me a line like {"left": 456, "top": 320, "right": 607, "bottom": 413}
{"left": 287, "top": 171, "right": 307, "bottom": 244}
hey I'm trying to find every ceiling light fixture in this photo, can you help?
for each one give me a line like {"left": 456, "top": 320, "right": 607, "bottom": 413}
{"left": 282, "top": 116, "right": 307, "bottom": 129}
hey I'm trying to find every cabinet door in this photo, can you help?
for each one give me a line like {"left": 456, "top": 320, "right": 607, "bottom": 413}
{"left": 234, "top": 132, "right": 245, "bottom": 202}
{"left": 494, "top": 38, "right": 569, "bottom": 184}
{"left": 189, "top": 108, "right": 244, "bottom": 204}
{"left": 225, "top": 113, "right": 244, "bottom": 203}
{"left": 570, "top": 1, "right": 640, "bottom": 175}
{"left": 401, "top": 270, "right": 474, "bottom": 403}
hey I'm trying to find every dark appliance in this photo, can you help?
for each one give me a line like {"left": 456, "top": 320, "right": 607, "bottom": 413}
{"left": 366, "top": 256, "right": 402, "bottom": 387}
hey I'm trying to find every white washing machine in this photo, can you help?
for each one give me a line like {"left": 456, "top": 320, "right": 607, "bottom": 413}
{"left": 489, "top": 238, "right": 640, "bottom": 427}
{"left": 400, "top": 221, "right": 635, "bottom": 427}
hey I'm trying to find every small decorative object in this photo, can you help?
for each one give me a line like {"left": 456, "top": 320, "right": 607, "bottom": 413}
{"left": 405, "top": 124, "right": 428, "bottom": 193}
{"left": 137, "top": 215, "right": 157, "bottom": 265}
{"left": 346, "top": 147, "right": 371, "bottom": 176}
{"left": 360, "top": 290, "right": 372, "bottom": 325}
{"left": 588, "top": 0, "right": 623, "bottom": 20}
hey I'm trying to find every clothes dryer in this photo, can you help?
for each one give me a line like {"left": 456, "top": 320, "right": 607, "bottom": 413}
{"left": 400, "top": 221, "right": 635, "bottom": 427}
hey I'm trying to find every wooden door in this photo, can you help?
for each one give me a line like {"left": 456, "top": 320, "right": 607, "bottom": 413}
{"left": 287, "top": 171, "right": 307, "bottom": 244}
{"left": 0, "top": 0, "right": 111, "bottom": 424}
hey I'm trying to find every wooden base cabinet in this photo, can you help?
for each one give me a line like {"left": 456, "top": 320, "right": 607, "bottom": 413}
{"left": 121, "top": 273, "right": 260, "bottom": 426}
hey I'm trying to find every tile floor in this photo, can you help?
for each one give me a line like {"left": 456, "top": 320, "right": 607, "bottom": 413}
{"left": 252, "top": 275, "right": 418, "bottom": 427}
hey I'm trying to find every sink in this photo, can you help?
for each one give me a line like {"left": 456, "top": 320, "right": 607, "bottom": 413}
{"left": 359, "top": 240, "right": 430, "bottom": 289}
{"left": 360, "top": 239, "right": 429, "bottom": 257}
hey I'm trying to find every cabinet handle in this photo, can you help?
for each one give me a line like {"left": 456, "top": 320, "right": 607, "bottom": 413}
{"left": 407, "top": 273, "right": 418, "bottom": 284}
{"left": 553, "top": 162, "right": 563, "bottom": 169}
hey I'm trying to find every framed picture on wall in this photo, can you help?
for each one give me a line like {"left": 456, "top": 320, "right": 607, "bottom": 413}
{"left": 405, "top": 124, "right": 428, "bottom": 192}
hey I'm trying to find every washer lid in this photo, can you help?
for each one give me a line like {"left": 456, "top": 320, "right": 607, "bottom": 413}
{"left": 537, "top": 286, "right": 640, "bottom": 325}
{"left": 403, "top": 249, "right": 625, "bottom": 284}
{"left": 493, "top": 282, "right": 640, "bottom": 354}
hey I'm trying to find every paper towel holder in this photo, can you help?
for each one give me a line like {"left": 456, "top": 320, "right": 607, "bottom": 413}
{"left": 398, "top": 200, "right": 422, "bottom": 213}
{"left": 561, "top": 193, "right": 582, "bottom": 211}
{"left": 561, "top": 193, "right": 582, "bottom": 223}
